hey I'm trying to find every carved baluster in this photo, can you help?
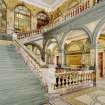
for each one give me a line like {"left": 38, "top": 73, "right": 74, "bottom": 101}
{"left": 69, "top": 74, "right": 71, "bottom": 87}
{"left": 80, "top": 5, "right": 82, "bottom": 12}
{"left": 68, "top": 12, "right": 70, "bottom": 18}
{"left": 78, "top": 73, "right": 81, "bottom": 84}
{"left": 87, "top": 0, "right": 90, "bottom": 8}
{"left": 88, "top": 73, "right": 89, "bottom": 81}
{"left": 72, "top": 73, "right": 75, "bottom": 87}
{"left": 77, "top": 73, "right": 79, "bottom": 84}
{"left": 66, "top": 74, "right": 68, "bottom": 87}
{"left": 85, "top": 1, "right": 88, "bottom": 9}
{"left": 76, "top": 73, "right": 78, "bottom": 85}
{"left": 58, "top": 75, "right": 61, "bottom": 88}
{"left": 73, "top": 73, "right": 76, "bottom": 88}
{"left": 74, "top": 72, "right": 76, "bottom": 84}
{"left": 91, "top": 72, "right": 93, "bottom": 81}
{"left": 76, "top": 7, "right": 79, "bottom": 15}
{"left": 89, "top": 72, "right": 91, "bottom": 82}
{"left": 83, "top": 72, "right": 85, "bottom": 83}
{"left": 71, "top": 11, "right": 73, "bottom": 17}
{"left": 88, "top": 72, "right": 90, "bottom": 82}
{"left": 82, "top": 3, "right": 85, "bottom": 11}
{"left": 73, "top": 10, "right": 75, "bottom": 16}
{"left": 85, "top": 73, "right": 87, "bottom": 82}
{"left": 85, "top": 72, "right": 87, "bottom": 83}
{"left": 62, "top": 75, "right": 65, "bottom": 87}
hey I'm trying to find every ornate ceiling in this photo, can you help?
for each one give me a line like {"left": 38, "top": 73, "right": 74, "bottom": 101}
{"left": 21, "top": 0, "right": 65, "bottom": 10}
{"left": 4, "top": 0, "right": 81, "bottom": 16}
{"left": 4, "top": 0, "right": 42, "bottom": 14}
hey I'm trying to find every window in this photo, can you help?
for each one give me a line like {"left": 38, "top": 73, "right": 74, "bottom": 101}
{"left": 14, "top": 5, "right": 31, "bottom": 33}
{"left": 0, "top": 0, "right": 7, "bottom": 33}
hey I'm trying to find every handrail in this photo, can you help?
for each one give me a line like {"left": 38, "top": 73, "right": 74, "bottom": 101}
{"left": 14, "top": 39, "right": 48, "bottom": 68}
{"left": 17, "top": 30, "right": 44, "bottom": 40}
{"left": 56, "top": 70, "right": 93, "bottom": 75}
{"left": 14, "top": 0, "right": 103, "bottom": 40}
{"left": 21, "top": 33, "right": 43, "bottom": 44}
{"left": 42, "top": 0, "right": 103, "bottom": 32}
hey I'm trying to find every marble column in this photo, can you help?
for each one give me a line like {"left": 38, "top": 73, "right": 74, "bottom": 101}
{"left": 58, "top": 49, "right": 66, "bottom": 67}
{"left": 7, "top": 9, "right": 14, "bottom": 34}
{"left": 90, "top": 48, "right": 97, "bottom": 87}
{"left": 32, "top": 45, "right": 34, "bottom": 52}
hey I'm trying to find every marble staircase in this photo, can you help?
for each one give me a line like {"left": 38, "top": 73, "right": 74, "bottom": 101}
{"left": 0, "top": 45, "right": 48, "bottom": 105}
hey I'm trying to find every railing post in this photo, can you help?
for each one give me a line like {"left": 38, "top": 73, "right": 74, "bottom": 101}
{"left": 47, "top": 65, "right": 56, "bottom": 93}
{"left": 12, "top": 33, "right": 17, "bottom": 40}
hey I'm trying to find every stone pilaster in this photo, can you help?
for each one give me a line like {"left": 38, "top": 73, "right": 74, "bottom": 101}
{"left": 90, "top": 48, "right": 96, "bottom": 87}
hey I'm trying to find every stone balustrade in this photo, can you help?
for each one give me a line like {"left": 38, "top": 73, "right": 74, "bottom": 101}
{"left": 43, "top": 0, "right": 102, "bottom": 32}
{"left": 48, "top": 69, "right": 94, "bottom": 94}
{"left": 14, "top": 39, "right": 48, "bottom": 74}
{"left": 14, "top": 39, "right": 95, "bottom": 94}
{"left": 16, "top": 0, "right": 103, "bottom": 40}
{"left": 17, "top": 30, "right": 41, "bottom": 39}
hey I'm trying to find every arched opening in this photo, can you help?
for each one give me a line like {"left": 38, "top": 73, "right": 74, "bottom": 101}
{"left": 62, "top": 30, "right": 91, "bottom": 70}
{"left": 33, "top": 47, "right": 41, "bottom": 60}
{"left": 0, "top": 0, "right": 7, "bottom": 33}
{"left": 26, "top": 43, "right": 42, "bottom": 60}
{"left": 27, "top": 44, "right": 32, "bottom": 51}
{"left": 45, "top": 38, "right": 60, "bottom": 66}
{"left": 14, "top": 5, "right": 31, "bottom": 33}
{"left": 95, "top": 23, "right": 105, "bottom": 78}
{"left": 36, "top": 11, "right": 49, "bottom": 32}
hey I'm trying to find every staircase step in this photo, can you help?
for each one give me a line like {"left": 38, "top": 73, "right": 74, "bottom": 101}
{"left": 0, "top": 44, "right": 47, "bottom": 105}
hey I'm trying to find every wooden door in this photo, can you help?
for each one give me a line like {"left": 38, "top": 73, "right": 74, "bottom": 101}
{"left": 56, "top": 56, "right": 59, "bottom": 65}
{"left": 98, "top": 52, "right": 103, "bottom": 77}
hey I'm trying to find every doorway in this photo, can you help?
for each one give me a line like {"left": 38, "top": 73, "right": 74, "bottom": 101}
{"left": 98, "top": 52, "right": 103, "bottom": 77}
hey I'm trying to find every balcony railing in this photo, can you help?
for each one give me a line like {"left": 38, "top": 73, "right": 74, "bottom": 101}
{"left": 14, "top": 39, "right": 96, "bottom": 94}
{"left": 17, "top": 30, "right": 43, "bottom": 39}
{"left": 16, "top": 0, "right": 103, "bottom": 40}
{"left": 48, "top": 69, "right": 95, "bottom": 94}
{"left": 43, "top": 0, "right": 103, "bottom": 32}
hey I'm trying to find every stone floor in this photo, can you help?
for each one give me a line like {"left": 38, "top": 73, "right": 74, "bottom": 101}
{"left": 49, "top": 93, "right": 71, "bottom": 105}
{"left": 61, "top": 78, "right": 105, "bottom": 105}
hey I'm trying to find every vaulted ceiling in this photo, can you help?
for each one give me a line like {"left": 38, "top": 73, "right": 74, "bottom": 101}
{"left": 21, "top": 0, "right": 65, "bottom": 10}
{"left": 4, "top": 0, "right": 81, "bottom": 15}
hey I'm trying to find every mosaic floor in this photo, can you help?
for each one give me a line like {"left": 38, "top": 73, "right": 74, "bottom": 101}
{"left": 62, "top": 78, "right": 105, "bottom": 105}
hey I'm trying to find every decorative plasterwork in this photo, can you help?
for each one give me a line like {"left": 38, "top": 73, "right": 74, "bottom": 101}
{"left": 21, "top": 0, "right": 65, "bottom": 11}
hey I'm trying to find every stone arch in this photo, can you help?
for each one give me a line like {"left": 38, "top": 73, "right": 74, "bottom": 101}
{"left": 25, "top": 42, "right": 43, "bottom": 60}
{"left": 60, "top": 26, "right": 93, "bottom": 49}
{"left": 25, "top": 42, "right": 42, "bottom": 52}
{"left": 43, "top": 37, "right": 61, "bottom": 65}
{"left": 44, "top": 36, "right": 61, "bottom": 52}
{"left": 93, "top": 17, "right": 105, "bottom": 47}
{"left": 65, "top": 41, "right": 81, "bottom": 51}
{"left": 14, "top": 4, "right": 31, "bottom": 32}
